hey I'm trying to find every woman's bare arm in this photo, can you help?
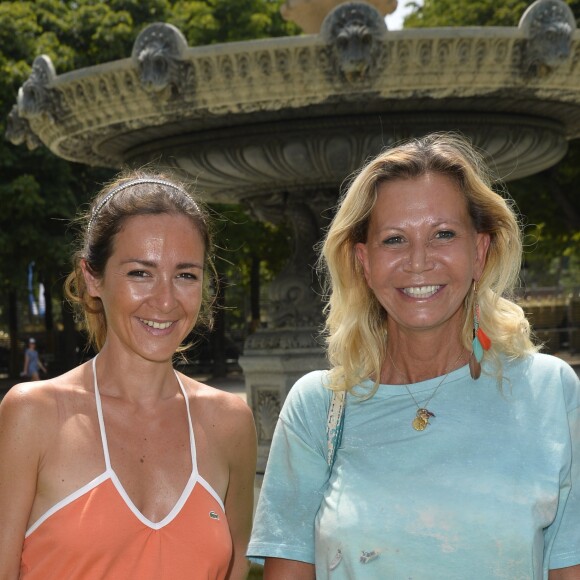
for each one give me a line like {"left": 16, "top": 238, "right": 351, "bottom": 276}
{"left": 223, "top": 397, "right": 257, "bottom": 580}
{"left": 0, "top": 385, "right": 44, "bottom": 579}
{"left": 264, "top": 557, "right": 315, "bottom": 580}
{"left": 549, "top": 565, "right": 580, "bottom": 580}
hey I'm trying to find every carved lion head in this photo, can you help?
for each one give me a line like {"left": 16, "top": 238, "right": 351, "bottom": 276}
{"left": 321, "top": 2, "right": 386, "bottom": 83}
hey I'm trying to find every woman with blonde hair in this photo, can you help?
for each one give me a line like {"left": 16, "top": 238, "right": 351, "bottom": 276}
{"left": 0, "top": 170, "right": 257, "bottom": 579}
{"left": 248, "top": 133, "right": 580, "bottom": 579}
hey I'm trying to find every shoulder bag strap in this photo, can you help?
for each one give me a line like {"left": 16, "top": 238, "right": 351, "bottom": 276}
{"left": 326, "top": 389, "right": 346, "bottom": 468}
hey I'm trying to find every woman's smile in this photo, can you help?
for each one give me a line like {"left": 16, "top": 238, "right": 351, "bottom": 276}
{"left": 138, "top": 318, "right": 176, "bottom": 331}
{"left": 400, "top": 285, "right": 443, "bottom": 299}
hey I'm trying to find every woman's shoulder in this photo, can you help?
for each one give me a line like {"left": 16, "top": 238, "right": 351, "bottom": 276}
{"left": 504, "top": 352, "right": 580, "bottom": 408}
{"left": 178, "top": 373, "right": 254, "bottom": 428}
{"left": 0, "top": 366, "right": 88, "bottom": 442}
{"left": 274, "top": 370, "right": 332, "bottom": 411}
{"left": 275, "top": 370, "right": 334, "bottom": 430}
{"left": 3, "top": 366, "right": 80, "bottom": 407}
{"left": 507, "top": 352, "right": 579, "bottom": 378}
{"left": 290, "top": 370, "right": 333, "bottom": 399}
{"left": 177, "top": 374, "right": 257, "bottom": 467}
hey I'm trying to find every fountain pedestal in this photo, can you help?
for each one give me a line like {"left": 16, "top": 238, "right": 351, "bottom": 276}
{"left": 239, "top": 189, "right": 333, "bottom": 472}
{"left": 240, "top": 333, "right": 326, "bottom": 473}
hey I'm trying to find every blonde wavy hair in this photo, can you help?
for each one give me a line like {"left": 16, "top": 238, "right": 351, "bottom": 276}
{"left": 64, "top": 169, "right": 215, "bottom": 352}
{"left": 319, "top": 133, "right": 537, "bottom": 394}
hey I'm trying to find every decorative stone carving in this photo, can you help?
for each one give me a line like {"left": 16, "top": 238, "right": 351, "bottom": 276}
{"left": 241, "top": 346, "right": 328, "bottom": 472}
{"left": 320, "top": 2, "right": 387, "bottom": 84}
{"left": 254, "top": 388, "right": 281, "bottom": 444}
{"left": 6, "top": 0, "right": 580, "bottom": 185}
{"left": 266, "top": 203, "right": 322, "bottom": 328}
{"left": 148, "top": 115, "right": 567, "bottom": 202}
{"left": 281, "top": 0, "right": 397, "bottom": 34}
{"left": 131, "top": 22, "right": 190, "bottom": 95}
{"left": 5, "top": 105, "right": 41, "bottom": 150}
{"left": 520, "top": 0, "right": 576, "bottom": 75}
{"left": 244, "top": 329, "right": 323, "bottom": 351}
{"left": 17, "top": 55, "right": 57, "bottom": 120}
{"left": 244, "top": 189, "right": 334, "bottom": 329}
{"left": 243, "top": 191, "right": 286, "bottom": 225}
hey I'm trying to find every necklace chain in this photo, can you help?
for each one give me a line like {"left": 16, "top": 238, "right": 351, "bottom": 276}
{"left": 386, "top": 348, "right": 465, "bottom": 431}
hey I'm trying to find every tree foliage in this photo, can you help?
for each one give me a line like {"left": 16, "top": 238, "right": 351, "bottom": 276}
{"left": 0, "top": 0, "right": 297, "bottom": 372}
{"left": 171, "top": 0, "right": 299, "bottom": 45}
{"left": 405, "top": 0, "right": 580, "bottom": 27}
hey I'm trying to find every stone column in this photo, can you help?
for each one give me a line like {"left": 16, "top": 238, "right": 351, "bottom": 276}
{"left": 239, "top": 190, "right": 335, "bottom": 474}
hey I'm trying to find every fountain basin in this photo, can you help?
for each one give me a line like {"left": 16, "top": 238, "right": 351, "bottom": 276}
{"left": 7, "top": 0, "right": 580, "bottom": 202}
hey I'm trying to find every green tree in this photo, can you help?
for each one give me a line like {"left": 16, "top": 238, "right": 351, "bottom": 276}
{"left": 403, "top": 0, "right": 580, "bottom": 290}
{"left": 196, "top": 204, "right": 290, "bottom": 376}
{"left": 0, "top": 0, "right": 297, "bottom": 377}
{"left": 405, "top": 0, "right": 580, "bottom": 27}
{"left": 171, "top": 0, "right": 299, "bottom": 45}
{"left": 0, "top": 1, "right": 87, "bottom": 376}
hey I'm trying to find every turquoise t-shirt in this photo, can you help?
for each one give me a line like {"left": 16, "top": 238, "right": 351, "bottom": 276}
{"left": 248, "top": 354, "right": 580, "bottom": 579}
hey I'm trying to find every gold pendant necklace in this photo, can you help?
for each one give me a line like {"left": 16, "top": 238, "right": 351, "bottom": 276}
{"left": 411, "top": 408, "right": 435, "bottom": 431}
{"left": 387, "top": 349, "right": 464, "bottom": 431}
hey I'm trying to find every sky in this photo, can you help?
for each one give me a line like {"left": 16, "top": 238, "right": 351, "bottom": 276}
{"left": 384, "top": 0, "right": 422, "bottom": 30}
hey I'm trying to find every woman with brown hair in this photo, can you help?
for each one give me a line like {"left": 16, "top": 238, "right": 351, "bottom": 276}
{"left": 0, "top": 171, "right": 256, "bottom": 579}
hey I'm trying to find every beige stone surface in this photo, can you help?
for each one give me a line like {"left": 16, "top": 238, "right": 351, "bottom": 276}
{"left": 280, "top": 0, "right": 398, "bottom": 33}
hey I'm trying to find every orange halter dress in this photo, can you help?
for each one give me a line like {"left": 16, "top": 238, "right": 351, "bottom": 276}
{"left": 20, "top": 358, "right": 232, "bottom": 579}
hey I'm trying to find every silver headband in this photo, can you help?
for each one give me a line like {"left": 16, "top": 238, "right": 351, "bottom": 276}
{"left": 87, "top": 178, "right": 197, "bottom": 234}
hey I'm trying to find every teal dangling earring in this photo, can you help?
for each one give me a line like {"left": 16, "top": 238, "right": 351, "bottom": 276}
{"left": 469, "top": 281, "right": 491, "bottom": 380}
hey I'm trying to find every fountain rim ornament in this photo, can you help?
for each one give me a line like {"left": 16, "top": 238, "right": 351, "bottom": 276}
{"left": 6, "top": 0, "right": 580, "bottom": 201}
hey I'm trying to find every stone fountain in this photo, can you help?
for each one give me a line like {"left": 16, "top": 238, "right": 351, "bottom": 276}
{"left": 7, "top": 0, "right": 580, "bottom": 471}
